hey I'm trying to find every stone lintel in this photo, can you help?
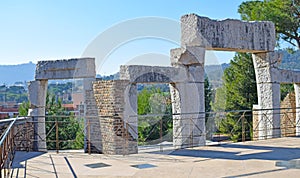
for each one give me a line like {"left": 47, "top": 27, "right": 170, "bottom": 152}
{"left": 181, "top": 14, "right": 276, "bottom": 52}
{"left": 35, "top": 58, "right": 96, "bottom": 80}
{"left": 277, "top": 70, "right": 300, "bottom": 84}
{"left": 120, "top": 65, "right": 188, "bottom": 83}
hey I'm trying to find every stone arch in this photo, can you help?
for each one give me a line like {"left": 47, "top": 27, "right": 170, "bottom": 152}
{"left": 28, "top": 58, "right": 96, "bottom": 151}
{"left": 119, "top": 64, "right": 206, "bottom": 149}
{"left": 180, "top": 14, "right": 300, "bottom": 139}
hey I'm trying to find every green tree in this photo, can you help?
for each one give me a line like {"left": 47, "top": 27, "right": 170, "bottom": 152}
{"left": 205, "top": 77, "right": 213, "bottom": 115}
{"left": 218, "top": 53, "right": 257, "bottom": 141}
{"left": 212, "top": 87, "right": 226, "bottom": 112}
{"left": 281, "top": 84, "right": 294, "bottom": 100}
{"left": 137, "top": 86, "right": 172, "bottom": 144}
{"left": 238, "top": 0, "right": 300, "bottom": 48}
{"left": 45, "top": 93, "right": 83, "bottom": 149}
{"left": 18, "top": 101, "right": 30, "bottom": 116}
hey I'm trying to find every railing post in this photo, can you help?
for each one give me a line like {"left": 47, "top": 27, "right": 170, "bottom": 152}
{"left": 160, "top": 118, "right": 163, "bottom": 152}
{"left": 126, "top": 122, "right": 129, "bottom": 155}
{"left": 242, "top": 115, "right": 245, "bottom": 142}
{"left": 56, "top": 118, "right": 59, "bottom": 154}
{"left": 191, "top": 118, "right": 194, "bottom": 148}
{"left": 0, "top": 145, "right": 2, "bottom": 178}
{"left": 122, "top": 121, "right": 125, "bottom": 156}
{"left": 25, "top": 121, "right": 29, "bottom": 152}
{"left": 88, "top": 120, "right": 91, "bottom": 155}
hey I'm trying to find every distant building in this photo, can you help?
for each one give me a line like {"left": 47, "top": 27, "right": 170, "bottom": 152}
{"left": 61, "top": 92, "right": 84, "bottom": 116}
{"left": 72, "top": 92, "right": 84, "bottom": 108}
{"left": 0, "top": 103, "right": 19, "bottom": 119}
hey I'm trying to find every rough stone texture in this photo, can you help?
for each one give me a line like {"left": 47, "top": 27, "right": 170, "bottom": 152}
{"left": 170, "top": 83, "right": 205, "bottom": 148}
{"left": 181, "top": 14, "right": 276, "bottom": 52}
{"left": 14, "top": 118, "right": 35, "bottom": 151}
{"left": 120, "top": 65, "right": 188, "bottom": 83}
{"left": 252, "top": 52, "right": 281, "bottom": 139}
{"left": 294, "top": 83, "right": 300, "bottom": 136}
{"left": 93, "top": 80, "right": 138, "bottom": 155}
{"left": 28, "top": 80, "right": 48, "bottom": 151}
{"left": 280, "top": 92, "right": 296, "bottom": 137}
{"left": 35, "top": 58, "right": 96, "bottom": 80}
{"left": 254, "top": 92, "right": 297, "bottom": 139}
{"left": 169, "top": 47, "right": 206, "bottom": 149}
{"left": 84, "top": 83, "right": 102, "bottom": 153}
{"left": 0, "top": 119, "right": 34, "bottom": 151}
{"left": 170, "top": 47, "right": 205, "bottom": 66}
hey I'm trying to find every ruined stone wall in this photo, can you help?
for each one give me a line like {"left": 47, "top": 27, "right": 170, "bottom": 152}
{"left": 280, "top": 92, "right": 296, "bottom": 137}
{"left": 93, "top": 80, "right": 137, "bottom": 155}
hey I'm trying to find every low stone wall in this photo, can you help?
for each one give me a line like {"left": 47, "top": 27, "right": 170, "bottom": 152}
{"left": 0, "top": 118, "right": 35, "bottom": 151}
{"left": 253, "top": 92, "right": 297, "bottom": 140}
{"left": 14, "top": 119, "right": 35, "bottom": 151}
{"left": 280, "top": 92, "right": 296, "bottom": 137}
{"left": 93, "top": 80, "right": 138, "bottom": 155}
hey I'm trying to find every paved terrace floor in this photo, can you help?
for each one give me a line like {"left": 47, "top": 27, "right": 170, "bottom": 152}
{"left": 11, "top": 137, "right": 300, "bottom": 178}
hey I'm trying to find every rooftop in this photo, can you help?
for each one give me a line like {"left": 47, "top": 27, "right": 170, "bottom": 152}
{"left": 11, "top": 137, "right": 300, "bottom": 177}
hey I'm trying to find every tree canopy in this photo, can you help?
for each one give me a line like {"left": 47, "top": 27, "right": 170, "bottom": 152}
{"left": 216, "top": 53, "right": 257, "bottom": 141}
{"left": 238, "top": 0, "right": 300, "bottom": 48}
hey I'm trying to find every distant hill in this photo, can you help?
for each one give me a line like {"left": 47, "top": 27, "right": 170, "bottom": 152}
{"left": 278, "top": 50, "right": 300, "bottom": 71}
{"left": 0, "top": 62, "right": 36, "bottom": 85}
{"left": 0, "top": 50, "right": 299, "bottom": 87}
{"left": 205, "top": 63, "right": 230, "bottom": 88}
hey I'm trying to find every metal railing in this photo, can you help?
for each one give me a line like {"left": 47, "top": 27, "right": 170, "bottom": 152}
{"left": 0, "top": 117, "right": 29, "bottom": 178}
{"left": 124, "top": 107, "right": 300, "bottom": 152}
{"left": 0, "top": 107, "right": 297, "bottom": 165}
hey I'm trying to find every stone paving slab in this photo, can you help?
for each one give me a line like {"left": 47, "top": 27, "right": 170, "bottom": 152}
{"left": 11, "top": 137, "right": 300, "bottom": 177}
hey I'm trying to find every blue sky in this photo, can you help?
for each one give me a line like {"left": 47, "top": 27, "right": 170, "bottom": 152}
{"left": 0, "top": 0, "right": 244, "bottom": 74}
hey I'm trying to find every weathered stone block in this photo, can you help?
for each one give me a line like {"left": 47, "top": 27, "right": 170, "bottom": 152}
{"left": 119, "top": 65, "right": 187, "bottom": 83}
{"left": 35, "top": 58, "right": 96, "bottom": 80}
{"left": 170, "top": 47, "right": 205, "bottom": 66}
{"left": 181, "top": 14, "right": 276, "bottom": 52}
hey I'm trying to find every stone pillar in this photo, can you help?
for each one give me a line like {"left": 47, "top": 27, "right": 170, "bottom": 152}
{"left": 83, "top": 78, "right": 102, "bottom": 153}
{"left": 28, "top": 80, "right": 48, "bottom": 152}
{"left": 93, "top": 80, "right": 138, "bottom": 155}
{"left": 294, "top": 83, "right": 300, "bottom": 136}
{"left": 170, "top": 47, "right": 206, "bottom": 148}
{"left": 252, "top": 52, "right": 281, "bottom": 139}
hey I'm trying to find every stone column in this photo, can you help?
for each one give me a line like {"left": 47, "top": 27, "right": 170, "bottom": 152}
{"left": 170, "top": 47, "right": 206, "bottom": 148}
{"left": 28, "top": 80, "right": 48, "bottom": 152}
{"left": 83, "top": 78, "right": 102, "bottom": 153}
{"left": 252, "top": 52, "right": 281, "bottom": 139}
{"left": 294, "top": 83, "right": 300, "bottom": 136}
{"left": 93, "top": 80, "right": 138, "bottom": 155}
